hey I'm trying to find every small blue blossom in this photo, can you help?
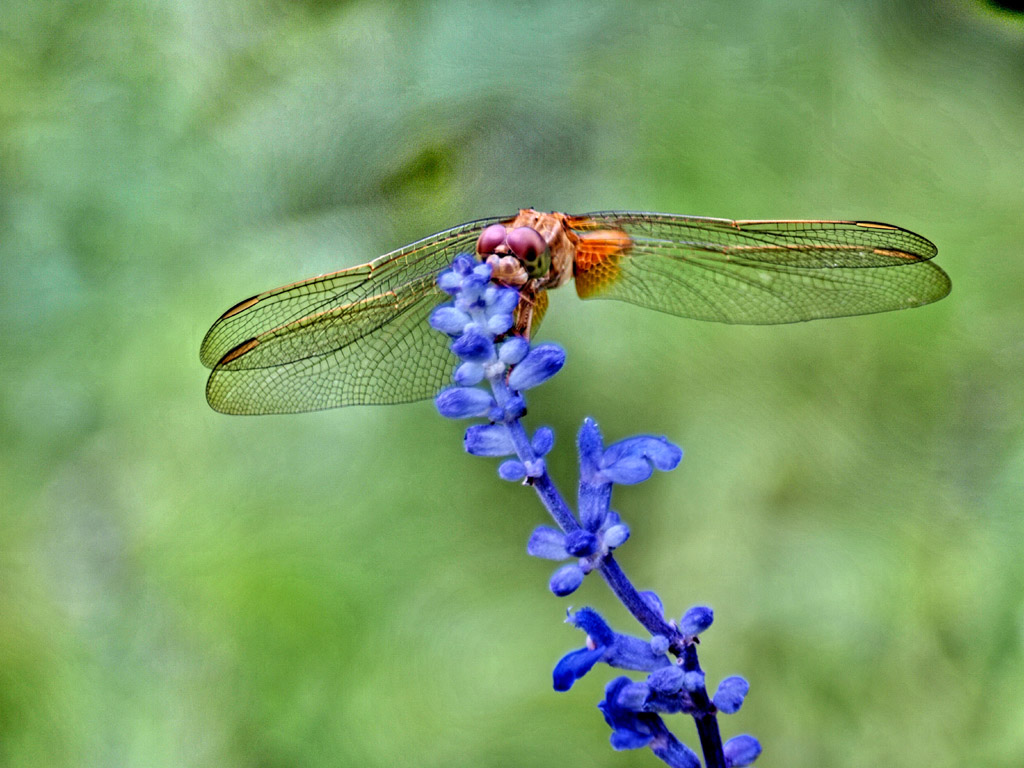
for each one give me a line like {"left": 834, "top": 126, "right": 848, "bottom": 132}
{"left": 681, "top": 669, "right": 706, "bottom": 694}
{"left": 650, "top": 635, "right": 670, "bottom": 655}
{"left": 550, "top": 564, "right": 585, "bottom": 596}
{"left": 575, "top": 419, "right": 680, "bottom": 552}
{"left": 723, "top": 735, "right": 762, "bottom": 767}
{"left": 429, "top": 305, "right": 472, "bottom": 335}
{"left": 579, "top": 418, "right": 683, "bottom": 486}
{"left": 712, "top": 676, "right": 750, "bottom": 715}
{"left": 499, "top": 336, "right": 530, "bottom": 364}
{"left": 679, "top": 605, "right": 714, "bottom": 637}
{"left": 435, "top": 387, "right": 495, "bottom": 419}
{"left": 600, "top": 677, "right": 661, "bottom": 750}
{"left": 499, "top": 426, "right": 553, "bottom": 481}
{"left": 430, "top": 257, "right": 565, "bottom": 434}
{"left": 464, "top": 424, "right": 515, "bottom": 456}
{"left": 531, "top": 426, "right": 554, "bottom": 455}
{"left": 563, "top": 529, "right": 597, "bottom": 557}
{"left": 498, "top": 460, "right": 526, "bottom": 481}
{"left": 526, "top": 508, "right": 632, "bottom": 595}
{"left": 507, "top": 344, "right": 566, "bottom": 390}
{"left": 452, "top": 361, "right": 484, "bottom": 386}
{"left": 599, "top": 678, "right": 702, "bottom": 768}
{"left": 602, "top": 519, "right": 630, "bottom": 548}
{"left": 553, "top": 608, "right": 670, "bottom": 691}
{"left": 641, "top": 591, "right": 665, "bottom": 619}
{"left": 484, "top": 282, "right": 518, "bottom": 317}
{"left": 648, "top": 665, "right": 686, "bottom": 694}
{"left": 527, "top": 526, "right": 570, "bottom": 559}
{"left": 651, "top": 735, "right": 703, "bottom": 768}
{"left": 451, "top": 328, "right": 494, "bottom": 363}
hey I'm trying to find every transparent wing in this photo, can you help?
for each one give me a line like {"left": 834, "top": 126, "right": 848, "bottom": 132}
{"left": 569, "top": 212, "right": 950, "bottom": 324}
{"left": 201, "top": 217, "right": 502, "bottom": 414}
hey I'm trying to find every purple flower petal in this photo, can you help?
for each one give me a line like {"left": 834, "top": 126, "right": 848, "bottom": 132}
{"left": 435, "top": 387, "right": 495, "bottom": 419}
{"left": 601, "top": 455, "right": 653, "bottom": 485}
{"left": 606, "top": 634, "right": 672, "bottom": 673}
{"left": 603, "top": 435, "right": 683, "bottom": 473}
{"left": 498, "top": 460, "right": 526, "bottom": 481}
{"left": 552, "top": 646, "right": 604, "bottom": 691}
{"left": 679, "top": 605, "right": 714, "bottom": 636}
{"left": 498, "top": 336, "right": 530, "bottom": 364}
{"left": 451, "top": 329, "right": 494, "bottom": 363}
{"left": 651, "top": 734, "right": 702, "bottom": 768}
{"left": 486, "top": 285, "right": 519, "bottom": 316}
{"left": 507, "top": 343, "right": 565, "bottom": 390}
{"left": 641, "top": 591, "right": 665, "bottom": 619}
{"left": 713, "top": 676, "right": 749, "bottom": 714}
{"left": 564, "top": 529, "right": 598, "bottom": 557}
{"left": 452, "top": 361, "right": 484, "bottom": 386}
{"left": 647, "top": 665, "right": 686, "bottom": 694}
{"left": 650, "top": 634, "right": 669, "bottom": 655}
{"left": 527, "top": 526, "right": 568, "bottom": 560}
{"left": 437, "top": 271, "right": 462, "bottom": 293}
{"left": 569, "top": 607, "right": 616, "bottom": 647}
{"left": 682, "top": 670, "right": 706, "bottom": 693}
{"left": 452, "top": 254, "right": 476, "bottom": 274}
{"left": 502, "top": 394, "right": 526, "bottom": 420}
{"left": 550, "top": 563, "right": 585, "bottom": 596}
{"left": 615, "top": 680, "right": 651, "bottom": 710}
{"left": 723, "top": 735, "right": 762, "bottom": 767}
{"left": 531, "top": 426, "right": 554, "bottom": 456}
{"left": 602, "top": 523, "right": 630, "bottom": 549}
{"left": 464, "top": 424, "right": 515, "bottom": 456}
{"left": 428, "top": 305, "right": 472, "bottom": 334}
{"left": 577, "top": 418, "right": 604, "bottom": 480}
{"left": 610, "top": 728, "right": 653, "bottom": 751}
{"left": 486, "top": 313, "right": 514, "bottom": 335}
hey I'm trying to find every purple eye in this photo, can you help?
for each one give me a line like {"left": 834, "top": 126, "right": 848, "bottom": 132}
{"left": 507, "top": 227, "right": 547, "bottom": 263}
{"left": 476, "top": 224, "right": 508, "bottom": 255}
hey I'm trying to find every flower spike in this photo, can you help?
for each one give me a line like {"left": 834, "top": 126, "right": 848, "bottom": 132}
{"left": 431, "top": 255, "right": 758, "bottom": 768}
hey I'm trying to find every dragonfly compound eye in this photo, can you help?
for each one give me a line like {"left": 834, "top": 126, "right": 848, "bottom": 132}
{"left": 476, "top": 224, "right": 509, "bottom": 256}
{"left": 507, "top": 226, "right": 550, "bottom": 277}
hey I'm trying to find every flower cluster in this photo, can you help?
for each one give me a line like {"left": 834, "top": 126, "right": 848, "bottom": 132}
{"left": 431, "top": 255, "right": 563, "bottom": 472}
{"left": 528, "top": 419, "right": 680, "bottom": 597}
{"left": 429, "top": 254, "right": 761, "bottom": 768}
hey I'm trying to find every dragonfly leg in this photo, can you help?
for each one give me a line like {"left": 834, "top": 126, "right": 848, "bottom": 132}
{"left": 512, "top": 284, "right": 549, "bottom": 339}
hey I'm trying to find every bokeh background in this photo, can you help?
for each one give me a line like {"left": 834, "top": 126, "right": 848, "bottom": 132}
{"left": 3, "top": 1, "right": 1023, "bottom": 766}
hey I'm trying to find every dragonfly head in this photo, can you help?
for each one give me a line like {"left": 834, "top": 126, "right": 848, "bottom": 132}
{"left": 476, "top": 223, "right": 551, "bottom": 282}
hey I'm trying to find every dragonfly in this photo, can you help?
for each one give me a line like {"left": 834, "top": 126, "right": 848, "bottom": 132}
{"left": 200, "top": 209, "right": 950, "bottom": 415}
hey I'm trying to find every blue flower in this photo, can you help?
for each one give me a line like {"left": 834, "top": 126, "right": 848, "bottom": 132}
{"left": 599, "top": 678, "right": 702, "bottom": 768}
{"left": 435, "top": 387, "right": 495, "bottom": 419}
{"left": 723, "top": 735, "right": 762, "bottom": 767}
{"left": 507, "top": 344, "right": 565, "bottom": 390}
{"left": 600, "top": 677, "right": 662, "bottom": 750}
{"left": 576, "top": 419, "right": 681, "bottom": 545}
{"left": 712, "top": 676, "right": 750, "bottom": 715}
{"left": 579, "top": 418, "right": 683, "bottom": 487}
{"left": 549, "top": 564, "right": 585, "bottom": 597}
{"left": 678, "top": 605, "right": 714, "bottom": 637}
{"left": 451, "top": 328, "right": 495, "bottom": 363}
{"left": 498, "top": 427, "right": 553, "bottom": 481}
{"left": 464, "top": 424, "right": 515, "bottom": 456}
{"left": 552, "top": 608, "right": 670, "bottom": 691}
{"left": 527, "top": 508, "right": 631, "bottom": 595}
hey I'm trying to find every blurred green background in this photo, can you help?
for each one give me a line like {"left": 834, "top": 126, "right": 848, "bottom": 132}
{"left": 3, "top": 1, "right": 1023, "bottom": 766}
